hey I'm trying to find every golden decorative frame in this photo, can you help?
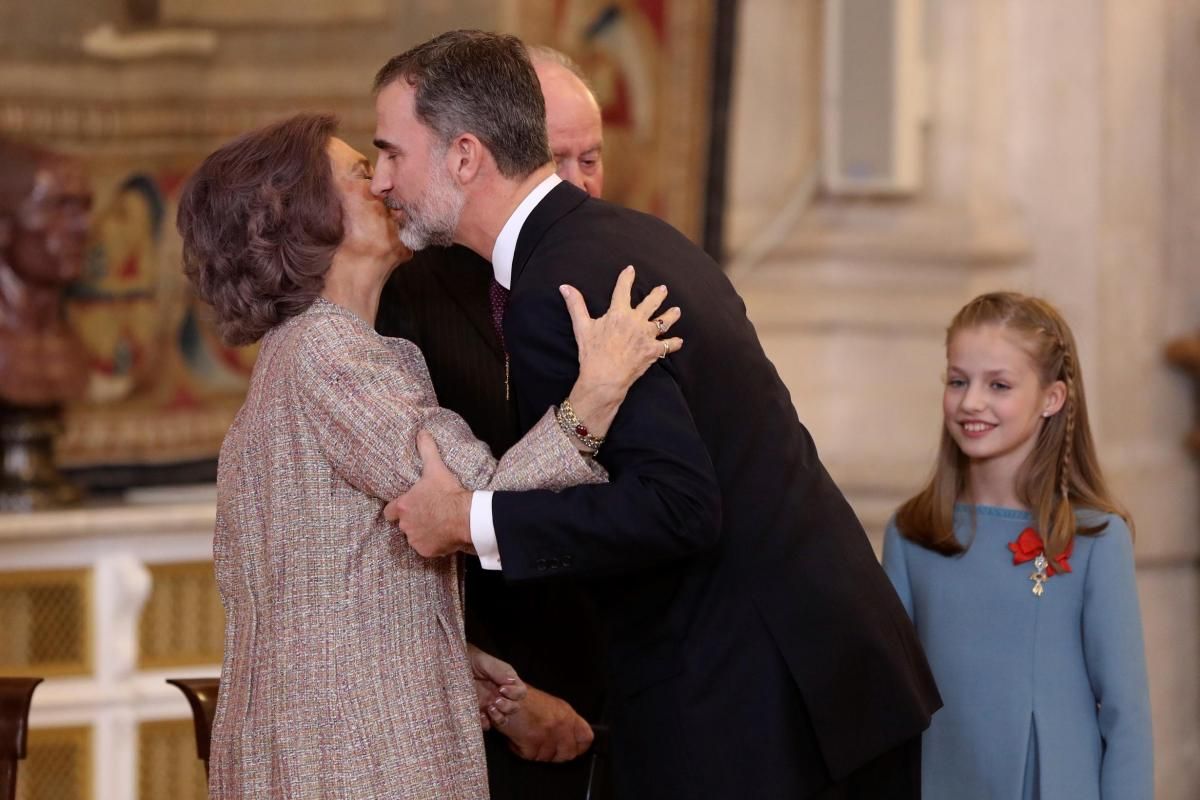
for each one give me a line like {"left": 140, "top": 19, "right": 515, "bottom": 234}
{"left": 18, "top": 724, "right": 94, "bottom": 800}
{"left": 0, "top": 567, "right": 93, "bottom": 677}
{"left": 137, "top": 561, "right": 224, "bottom": 670}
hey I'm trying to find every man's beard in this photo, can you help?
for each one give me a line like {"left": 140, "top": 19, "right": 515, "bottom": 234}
{"left": 391, "top": 161, "right": 464, "bottom": 252}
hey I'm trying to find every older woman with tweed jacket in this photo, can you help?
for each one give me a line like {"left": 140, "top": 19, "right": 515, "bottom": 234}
{"left": 176, "top": 113, "right": 681, "bottom": 800}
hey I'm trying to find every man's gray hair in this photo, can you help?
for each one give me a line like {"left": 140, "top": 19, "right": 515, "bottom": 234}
{"left": 526, "top": 45, "right": 596, "bottom": 94}
{"left": 374, "top": 30, "right": 551, "bottom": 179}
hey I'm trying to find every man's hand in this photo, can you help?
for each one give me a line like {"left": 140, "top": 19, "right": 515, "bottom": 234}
{"left": 385, "top": 431, "right": 474, "bottom": 558}
{"left": 488, "top": 686, "right": 595, "bottom": 763}
{"left": 467, "top": 645, "right": 527, "bottom": 730}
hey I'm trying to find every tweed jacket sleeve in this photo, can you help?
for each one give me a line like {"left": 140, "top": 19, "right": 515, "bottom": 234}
{"left": 292, "top": 309, "right": 604, "bottom": 502}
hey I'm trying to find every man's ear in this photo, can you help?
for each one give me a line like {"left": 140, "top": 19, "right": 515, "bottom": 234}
{"left": 446, "top": 133, "right": 485, "bottom": 185}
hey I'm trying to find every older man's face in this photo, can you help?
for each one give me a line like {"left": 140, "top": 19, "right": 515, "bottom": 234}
{"left": 371, "top": 81, "right": 464, "bottom": 251}
{"left": 537, "top": 62, "right": 604, "bottom": 198}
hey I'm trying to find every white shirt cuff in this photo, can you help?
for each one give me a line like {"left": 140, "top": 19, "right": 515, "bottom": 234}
{"left": 469, "top": 490, "right": 502, "bottom": 570}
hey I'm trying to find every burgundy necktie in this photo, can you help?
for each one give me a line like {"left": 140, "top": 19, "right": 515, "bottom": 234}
{"left": 488, "top": 278, "right": 509, "bottom": 351}
{"left": 488, "top": 278, "right": 512, "bottom": 400}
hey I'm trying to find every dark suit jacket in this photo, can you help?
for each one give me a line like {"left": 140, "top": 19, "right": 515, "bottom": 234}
{"left": 377, "top": 246, "right": 609, "bottom": 800}
{"left": 490, "top": 183, "right": 942, "bottom": 799}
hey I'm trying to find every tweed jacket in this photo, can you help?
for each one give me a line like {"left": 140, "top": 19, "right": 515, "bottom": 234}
{"left": 208, "top": 299, "right": 603, "bottom": 800}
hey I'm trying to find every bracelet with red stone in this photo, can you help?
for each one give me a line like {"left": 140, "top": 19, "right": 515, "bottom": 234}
{"left": 557, "top": 398, "right": 604, "bottom": 453}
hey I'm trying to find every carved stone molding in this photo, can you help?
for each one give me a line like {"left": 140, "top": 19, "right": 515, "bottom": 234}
{"left": 777, "top": 200, "right": 1033, "bottom": 268}
{"left": 0, "top": 97, "right": 375, "bottom": 147}
{"left": 160, "top": 0, "right": 386, "bottom": 25}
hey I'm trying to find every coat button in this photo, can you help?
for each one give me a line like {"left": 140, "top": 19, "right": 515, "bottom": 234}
{"left": 536, "top": 558, "right": 547, "bottom": 571}
{"left": 548, "top": 557, "right": 561, "bottom": 570}
{"left": 562, "top": 555, "right": 573, "bottom": 567}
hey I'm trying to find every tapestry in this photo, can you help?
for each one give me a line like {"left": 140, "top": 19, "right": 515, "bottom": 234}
{"left": 516, "top": 0, "right": 715, "bottom": 240}
{"left": 0, "top": 0, "right": 720, "bottom": 483}
{"left": 57, "top": 160, "right": 255, "bottom": 478}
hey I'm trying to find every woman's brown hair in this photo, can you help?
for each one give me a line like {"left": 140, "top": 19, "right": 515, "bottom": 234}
{"left": 177, "top": 113, "right": 343, "bottom": 345}
{"left": 895, "top": 292, "right": 1133, "bottom": 559}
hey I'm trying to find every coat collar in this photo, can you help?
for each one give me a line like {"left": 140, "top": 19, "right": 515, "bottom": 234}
{"left": 511, "top": 181, "right": 590, "bottom": 289}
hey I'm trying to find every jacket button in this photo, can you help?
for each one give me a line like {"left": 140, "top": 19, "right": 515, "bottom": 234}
{"left": 536, "top": 558, "right": 547, "bottom": 571}
{"left": 562, "top": 555, "right": 573, "bottom": 567}
{"left": 548, "top": 557, "right": 561, "bottom": 570}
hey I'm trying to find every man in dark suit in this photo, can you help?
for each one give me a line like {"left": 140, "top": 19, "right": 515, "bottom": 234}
{"left": 371, "top": 30, "right": 941, "bottom": 799}
{"left": 374, "top": 47, "right": 610, "bottom": 799}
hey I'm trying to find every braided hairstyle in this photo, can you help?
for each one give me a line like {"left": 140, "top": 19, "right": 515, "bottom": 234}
{"left": 1050, "top": 342, "right": 1081, "bottom": 552}
{"left": 896, "top": 292, "right": 1133, "bottom": 557}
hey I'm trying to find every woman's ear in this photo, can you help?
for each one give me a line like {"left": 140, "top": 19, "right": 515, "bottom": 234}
{"left": 446, "top": 134, "right": 484, "bottom": 185}
{"left": 1042, "top": 379, "right": 1067, "bottom": 418}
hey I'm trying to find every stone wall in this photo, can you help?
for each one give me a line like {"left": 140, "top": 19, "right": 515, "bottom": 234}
{"left": 728, "top": 1, "right": 1200, "bottom": 796}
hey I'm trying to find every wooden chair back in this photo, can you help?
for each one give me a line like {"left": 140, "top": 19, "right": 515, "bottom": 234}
{"left": 0, "top": 677, "right": 43, "bottom": 800}
{"left": 166, "top": 678, "right": 220, "bottom": 780}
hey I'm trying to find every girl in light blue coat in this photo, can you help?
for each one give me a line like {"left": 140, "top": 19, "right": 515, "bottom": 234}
{"left": 883, "top": 292, "right": 1153, "bottom": 799}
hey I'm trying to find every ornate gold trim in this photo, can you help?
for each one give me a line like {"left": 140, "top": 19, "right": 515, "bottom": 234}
{"left": 137, "top": 718, "right": 207, "bottom": 800}
{"left": 138, "top": 561, "right": 224, "bottom": 670}
{"left": 21, "top": 724, "right": 94, "bottom": 800}
{"left": 0, "top": 567, "right": 93, "bottom": 677}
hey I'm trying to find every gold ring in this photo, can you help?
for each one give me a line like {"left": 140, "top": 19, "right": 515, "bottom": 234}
{"left": 654, "top": 318, "right": 667, "bottom": 335}
{"left": 658, "top": 341, "right": 670, "bottom": 359}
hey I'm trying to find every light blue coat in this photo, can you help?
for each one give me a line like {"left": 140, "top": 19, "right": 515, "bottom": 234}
{"left": 882, "top": 505, "right": 1153, "bottom": 799}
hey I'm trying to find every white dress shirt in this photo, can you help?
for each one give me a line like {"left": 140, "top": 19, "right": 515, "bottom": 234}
{"left": 469, "top": 173, "right": 562, "bottom": 569}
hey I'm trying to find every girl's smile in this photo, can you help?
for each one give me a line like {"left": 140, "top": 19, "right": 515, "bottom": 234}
{"left": 958, "top": 420, "right": 997, "bottom": 437}
{"left": 943, "top": 324, "right": 1066, "bottom": 500}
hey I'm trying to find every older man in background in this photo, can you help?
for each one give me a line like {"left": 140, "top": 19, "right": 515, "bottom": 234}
{"left": 374, "top": 45, "right": 610, "bottom": 800}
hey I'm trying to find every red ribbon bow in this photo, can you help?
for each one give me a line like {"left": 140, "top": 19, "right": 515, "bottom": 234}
{"left": 1008, "top": 528, "right": 1073, "bottom": 576}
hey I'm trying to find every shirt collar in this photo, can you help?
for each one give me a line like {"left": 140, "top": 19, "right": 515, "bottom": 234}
{"left": 490, "top": 173, "right": 562, "bottom": 289}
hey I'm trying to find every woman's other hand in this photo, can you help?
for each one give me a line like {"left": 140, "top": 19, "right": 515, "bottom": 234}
{"left": 557, "top": 265, "right": 682, "bottom": 448}
{"left": 561, "top": 264, "right": 682, "bottom": 399}
{"left": 467, "top": 644, "right": 526, "bottom": 731}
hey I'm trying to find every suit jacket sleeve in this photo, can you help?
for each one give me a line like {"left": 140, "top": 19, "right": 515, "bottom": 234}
{"left": 491, "top": 284, "right": 723, "bottom": 580}
{"left": 881, "top": 521, "right": 916, "bottom": 620}
{"left": 1080, "top": 517, "right": 1154, "bottom": 800}
{"left": 293, "top": 312, "right": 603, "bottom": 502}
{"left": 374, "top": 273, "right": 419, "bottom": 343}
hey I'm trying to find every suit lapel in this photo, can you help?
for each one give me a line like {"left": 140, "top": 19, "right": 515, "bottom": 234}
{"left": 511, "top": 182, "right": 589, "bottom": 288}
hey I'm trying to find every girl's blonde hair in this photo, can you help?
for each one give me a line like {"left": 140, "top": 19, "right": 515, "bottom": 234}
{"left": 895, "top": 292, "right": 1133, "bottom": 558}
